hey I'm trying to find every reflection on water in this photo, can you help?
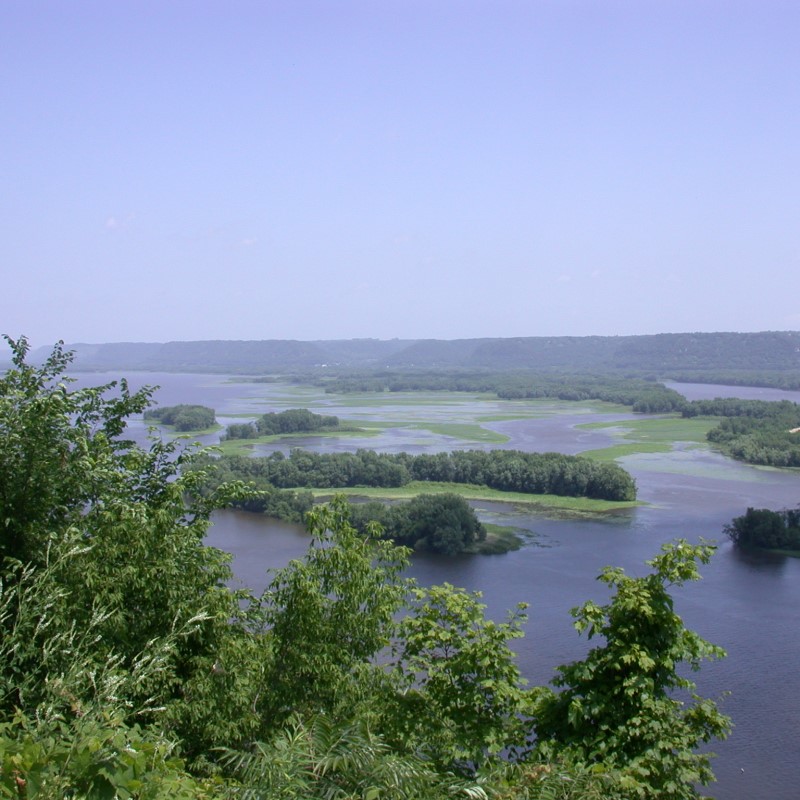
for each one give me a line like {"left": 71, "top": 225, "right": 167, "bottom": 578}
{"left": 729, "top": 545, "right": 791, "bottom": 574}
{"left": 667, "top": 381, "right": 800, "bottom": 404}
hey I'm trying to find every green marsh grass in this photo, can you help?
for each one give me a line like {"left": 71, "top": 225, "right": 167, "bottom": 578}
{"left": 214, "top": 426, "right": 379, "bottom": 455}
{"left": 309, "top": 481, "right": 640, "bottom": 514}
{"left": 467, "top": 523, "right": 524, "bottom": 554}
{"left": 577, "top": 415, "right": 719, "bottom": 460}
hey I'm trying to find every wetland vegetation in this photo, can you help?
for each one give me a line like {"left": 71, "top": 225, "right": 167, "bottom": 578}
{"left": 198, "top": 448, "right": 637, "bottom": 554}
{"left": 683, "top": 399, "right": 800, "bottom": 467}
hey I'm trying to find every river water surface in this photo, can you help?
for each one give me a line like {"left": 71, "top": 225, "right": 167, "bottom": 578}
{"left": 77, "top": 373, "right": 800, "bottom": 799}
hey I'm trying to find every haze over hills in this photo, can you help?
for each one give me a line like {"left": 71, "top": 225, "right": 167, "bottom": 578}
{"left": 24, "top": 330, "right": 800, "bottom": 376}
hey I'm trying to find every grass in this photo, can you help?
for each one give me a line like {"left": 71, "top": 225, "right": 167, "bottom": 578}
{"left": 308, "top": 481, "right": 640, "bottom": 515}
{"left": 329, "top": 392, "right": 486, "bottom": 407}
{"left": 475, "top": 412, "right": 548, "bottom": 422}
{"left": 213, "top": 426, "right": 380, "bottom": 455}
{"left": 406, "top": 422, "right": 509, "bottom": 443}
{"left": 466, "top": 523, "right": 524, "bottom": 554}
{"left": 577, "top": 415, "right": 719, "bottom": 461}
{"left": 217, "top": 417, "right": 510, "bottom": 446}
{"left": 351, "top": 420, "right": 510, "bottom": 444}
{"left": 580, "top": 442, "right": 673, "bottom": 461}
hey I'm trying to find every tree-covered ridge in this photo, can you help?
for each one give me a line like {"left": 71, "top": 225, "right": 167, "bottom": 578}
{"left": 224, "top": 407, "right": 342, "bottom": 440}
{"left": 0, "top": 338, "right": 730, "bottom": 798}
{"left": 724, "top": 507, "right": 800, "bottom": 553}
{"left": 206, "top": 447, "right": 637, "bottom": 502}
{"left": 30, "top": 330, "right": 800, "bottom": 375}
{"left": 144, "top": 403, "right": 216, "bottom": 431}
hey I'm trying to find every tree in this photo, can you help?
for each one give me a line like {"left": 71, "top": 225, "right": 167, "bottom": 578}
{"left": 0, "top": 337, "right": 730, "bottom": 797}
{"left": 144, "top": 403, "right": 216, "bottom": 431}
{"left": 0, "top": 336, "right": 264, "bottom": 763}
{"left": 385, "top": 583, "right": 533, "bottom": 770}
{"left": 0, "top": 336, "right": 153, "bottom": 566}
{"left": 0, "top": 553, "right": 214, "bottom": 799}
{"left": 400, "top": 493, "right": 486, "bottom": 554}
{"left": 533, "top": 540, "right": 730, "bottom": 799}
{"left": 259, "top": 497, "right": 411, "bottom": 721}
{"left": 255, "top": 408, "right": 340, "bottom": 435}
{"left": 347, "top": 494, "right": 486, "bottom": 555}
{"left": 724, "top": 506, "right": 800, "bottom": 551}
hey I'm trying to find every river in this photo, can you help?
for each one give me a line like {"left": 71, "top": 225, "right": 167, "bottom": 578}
{"left": 76, "top": 373, "right": 800, "bottom": 798}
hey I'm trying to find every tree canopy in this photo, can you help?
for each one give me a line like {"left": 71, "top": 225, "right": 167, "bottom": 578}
{"left": 724, "top": 506, "right": 800, "bottom": 552}
{"left": 224, "top": 407, "right": 342, "bottom": 440}
{"left": 144, "top": 403, "right": 216, "bottom": 431}
{"left": 206, "top": 446, "right": 637, "bottom": 503}
{"left": 347, "top": 493, "right": 486, "bottom": 555}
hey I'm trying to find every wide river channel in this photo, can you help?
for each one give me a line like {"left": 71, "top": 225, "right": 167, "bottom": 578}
{"left": 81, "top": 372, "right": 800, "bottom": 799}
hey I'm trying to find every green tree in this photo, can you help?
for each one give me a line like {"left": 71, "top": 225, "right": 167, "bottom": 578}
{"left": 221, "top": 712, "right": 488, "bottom": 800}
{"left": 384, "top": 583, "right": 533, "bottom": 770}
{"left": 0, "top": 337, "right": 264, "bottom": 765}
{"left": 533, "top": 540, "right": 730, "bottom": 799}
{"left": 0, "top": 337, "right": 731, "bottom": 798}
{"left": 259, "top": 497, "right": 412, "bottom": 722}
{"left": 0, "top": 543, "right": 217, "bottom": 799}
{"left": 145, "top": 403, "right": 216, "bottom": 431}
{"left": 401, "top": 493, "right": 486, "bottom": 554}
{"left": 0, "top": 336, "right": 153, "bottom": 566}
{"left": 724, "top": 506, "right": 800, "bottom": 551}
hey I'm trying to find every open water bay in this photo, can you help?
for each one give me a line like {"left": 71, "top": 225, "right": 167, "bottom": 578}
{"left": 77, "top": 372, "right": 800, "bottom": 799}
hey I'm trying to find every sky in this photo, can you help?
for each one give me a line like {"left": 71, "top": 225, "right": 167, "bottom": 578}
{"left": 2, "top": 1, "right": 799, "bottom": 347}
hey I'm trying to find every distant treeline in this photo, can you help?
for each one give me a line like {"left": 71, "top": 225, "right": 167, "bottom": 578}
{"left": 143, "top": 404, "right": 216, "bottom": 431}
{"left": 204, "top": 448, "right": 637, "bottom": 502}
{"left": 225, "top": 408, "right": 342, "bottom": 440}
{"left": 725, "top": 507, "right": 800, "bottom": 553}
{"left": 683, "top": 399, "right": 800, "bottom": 467}
{"left": 306, "top": 371, "right": 687, "bottom": 414}
{"left": 47, "top": 330, "right": 800, "bottom": 375}
{"left": 666, "top": 370, "right": 800, "bottom": 391}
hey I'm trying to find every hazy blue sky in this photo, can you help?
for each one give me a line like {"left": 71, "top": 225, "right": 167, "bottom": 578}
{"left": 2, "top": 1, "right": 799, "bottom": 347}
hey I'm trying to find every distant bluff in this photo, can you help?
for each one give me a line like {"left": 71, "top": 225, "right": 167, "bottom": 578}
{"left": 28, "top": 331, "right": 800, "bottom": 375}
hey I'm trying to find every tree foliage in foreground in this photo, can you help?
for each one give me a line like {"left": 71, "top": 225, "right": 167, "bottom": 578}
{"left": 534, "top": 541, "right": 731, "bottom": 799}
{"left": 0, "top": 337, "right": 729, "bottom": 799}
